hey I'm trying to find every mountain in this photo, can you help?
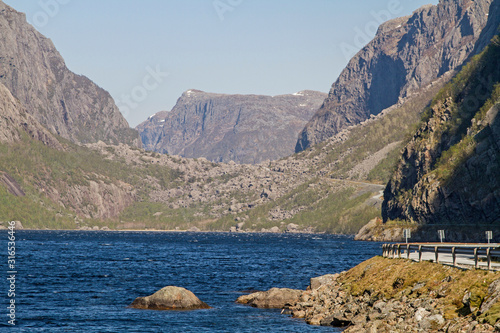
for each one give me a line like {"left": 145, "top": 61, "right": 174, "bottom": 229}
{"left": 136, "top": 90, "right": 326, "bottom": 164}
{"left": 382, "top": 34, "right": 500, "bottom": 230}
{"left": 2, "top": 1, "right": 499, "bottom": 236}
{"left": 296, "top": 0, "right": 500, "bottom": 152}
{"left": 0, "top": 2, "right": 140, "bottom": 147}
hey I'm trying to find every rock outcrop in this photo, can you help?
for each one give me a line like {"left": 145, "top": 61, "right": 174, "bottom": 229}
{"left": 382, "top": 35, "right": 500, "bottom": 227}
{"left": 136, "top": 90, "right": 326, "bottom": 164}
{"left": 0, "top": 2, "right": 140, "bottom": 147}
{"left": 310, "top": 274, "right": 340, "bottom": 291}
{"left": 0, "top": 172, "right": 24, "bottom": 197}
{"left": 129, "top": 286, "right": 211, "bottom": 311}
{"left": 296, "top": 0, "right": 500, "bottom": 152}
{"left": 236, "top": 288, "right": 303, "bottom": 309}
{"left": 48, "top": 179, "right": 136, "bottom": 220}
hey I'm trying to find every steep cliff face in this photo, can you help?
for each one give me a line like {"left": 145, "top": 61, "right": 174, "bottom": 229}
{"left": 296, "top": 0, "right": 500, "bottom": 152}
{"left": 0, "top": 82, "right": 61, "bottom": 149}
{"left": 383, "top": 35, "right": 500, "bottom": 226}
{"left": 137, "top": 90, "right": 326, "bottom": 164}
{"left": 0, "top": 2, "right": 140, "bottom": 147}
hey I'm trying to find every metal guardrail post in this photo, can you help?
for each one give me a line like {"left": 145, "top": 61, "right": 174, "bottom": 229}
{"left": 435, "top": 246, "right": 439, "bottom": 264}
{"left": 452, "top": 247, "right": 456, "bottom": 266}
{"left": 397, "top": 244, "right": 401, "bottom": 259}
{"left": 474, "top": 248, "right": 479, "bottom": 269}
{"left": 487, "top": 248, "right": 491, "bottom": 271}
{"left": 418, "top": 245, "right": 422, "bottom": 262}
{"left": 407, "top": 244, "right": 410, "bottom": 259}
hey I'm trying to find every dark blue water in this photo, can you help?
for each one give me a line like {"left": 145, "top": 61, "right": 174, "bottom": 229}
{"left": 0, "top": 231, "right": 383, "bottom": 332}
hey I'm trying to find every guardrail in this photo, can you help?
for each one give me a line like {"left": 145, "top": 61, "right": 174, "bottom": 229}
{"left": 382, "top": 243, "right": 500, "bottom": 271}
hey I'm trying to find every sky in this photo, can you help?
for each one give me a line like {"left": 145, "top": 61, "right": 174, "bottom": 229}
{"left": 4, "top": 0, "right": 438, "bottom": 127}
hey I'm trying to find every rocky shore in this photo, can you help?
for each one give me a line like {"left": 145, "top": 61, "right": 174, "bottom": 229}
{"left": 239, "top": 257, "right": 500, "bottom": 332}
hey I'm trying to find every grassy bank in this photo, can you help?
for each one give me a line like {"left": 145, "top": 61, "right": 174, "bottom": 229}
{"left": 342, "top": 257, "right": 500, "bottom": 325}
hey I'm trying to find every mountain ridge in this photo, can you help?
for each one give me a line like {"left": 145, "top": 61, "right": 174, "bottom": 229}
{"left": 136, "top": 89, "right": 327, "bottom": 164}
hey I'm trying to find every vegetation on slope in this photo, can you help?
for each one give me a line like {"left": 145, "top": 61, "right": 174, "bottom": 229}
{"left": 0, "top": 135, "right": 181, "bottom": 229}
{"left": 427, "top": 36, "right": 500, "bottom": 183}
{"left": 296, "top": 80, "right": 448, "bottom": 184}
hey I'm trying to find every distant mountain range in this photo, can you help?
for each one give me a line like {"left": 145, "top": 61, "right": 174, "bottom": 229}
{"left": 136, "top": 90, "right": 326, "bottom": 164}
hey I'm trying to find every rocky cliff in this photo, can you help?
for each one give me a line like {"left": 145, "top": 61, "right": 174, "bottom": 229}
{"left": 296, "top": 0, "right": 500, "bottom": 152}
{"left": 0, "top": 2, "right": 140, "bottom": 147}
{"left": 382, "top": 34, "right": 500, "bottom": 227}
{"left": 136, "top": 90, "right": 326, "bottom": 164}
{"left": 0, "top": 82, "right": 60, "bottom": 149}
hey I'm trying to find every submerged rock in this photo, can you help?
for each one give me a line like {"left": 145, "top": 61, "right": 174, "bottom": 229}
{"left": 129, "top": 286, "right": 211, "bottom": 311}
{"left": 236, "top": 288, "right": 303, "bottom": 309}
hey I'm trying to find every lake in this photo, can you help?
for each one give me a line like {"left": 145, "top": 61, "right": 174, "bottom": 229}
{"left": 1, "top": 231, "right": 383, "bottom": 332}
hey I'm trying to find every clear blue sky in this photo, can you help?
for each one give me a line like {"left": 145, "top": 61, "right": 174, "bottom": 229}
{"left": 4, "top": 0, "right": 437, "bottom": 127}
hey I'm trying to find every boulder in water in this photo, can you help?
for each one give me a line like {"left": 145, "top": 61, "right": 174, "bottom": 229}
{"left": 129, "top": 286, "right": 211, "bottom": 310}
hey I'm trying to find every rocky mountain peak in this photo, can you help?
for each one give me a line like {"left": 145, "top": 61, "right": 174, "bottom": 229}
{"left": 296, "top": 0, "right": 500, "bottom": 152}
{"left": 0, "top": 1, "right": 141, "bottom": 147}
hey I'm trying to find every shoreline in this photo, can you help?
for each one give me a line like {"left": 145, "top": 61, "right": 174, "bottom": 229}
{"left": 0, "top": 227, "right": 340, "bottom": 236}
